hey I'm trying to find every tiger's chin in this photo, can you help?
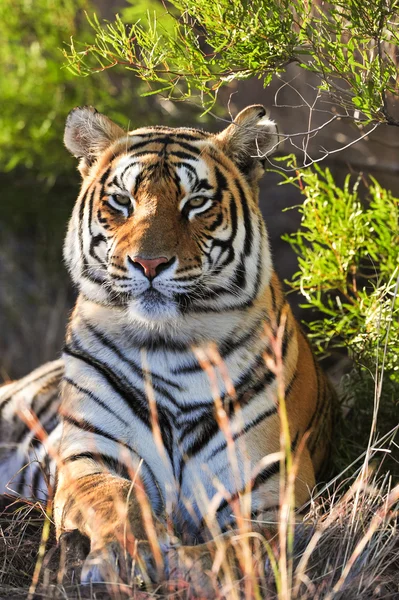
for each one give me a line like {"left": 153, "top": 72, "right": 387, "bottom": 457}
{"left": 127, "top": 289, "right": 179, "bottom": 325}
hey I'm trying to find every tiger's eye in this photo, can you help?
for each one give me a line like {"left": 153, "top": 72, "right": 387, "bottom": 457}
{"left": 188, "top": 197, "right": 207, "bottom": 209}
{"left": 113, "top": 194, "right": 131, "bottom": 206}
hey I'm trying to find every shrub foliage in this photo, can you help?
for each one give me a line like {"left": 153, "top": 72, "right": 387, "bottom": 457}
{"left": 0, "top": 0, "right": 156, "bottom": 180}
{"left": 65, "top": 0, "right": 399, "bottom": 124}
{"left": 282, "top": 164, "right": 399, "bottom": 378}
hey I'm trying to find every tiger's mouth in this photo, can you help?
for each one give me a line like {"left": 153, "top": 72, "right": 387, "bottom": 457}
{"left": 139, "top": 288, "right": 166, "bottom": 309}
{"left": 127, "top": 286, "right": 180, "bottom": 322}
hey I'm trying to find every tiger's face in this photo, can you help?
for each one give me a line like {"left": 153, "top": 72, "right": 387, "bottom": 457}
{"left": 63, "top": 106, "right": 278, "bottom": 325}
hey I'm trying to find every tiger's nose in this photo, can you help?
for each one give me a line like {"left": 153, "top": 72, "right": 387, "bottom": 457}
{"left": 129, "top": 256, "right": 171, "bottom": 280}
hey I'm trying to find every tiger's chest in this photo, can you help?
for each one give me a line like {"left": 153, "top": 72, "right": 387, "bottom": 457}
{"left": 63, "top": 335, "right": 277, "bottom": 509}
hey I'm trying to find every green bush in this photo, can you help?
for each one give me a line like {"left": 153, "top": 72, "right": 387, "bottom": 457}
{"left": 281, "top": 163, "right": 399, "bottom": 378}
{"left": 278, "top": 163, "right": 399, "bottom": 476}
{"left": 0, "top": 0, "right": 154, "bottom": 182}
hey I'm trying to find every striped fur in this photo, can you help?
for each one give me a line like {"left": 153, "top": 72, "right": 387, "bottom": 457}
{"left": 0, "top": 360, "right": 63, "bottom": 500}
{"left": 0, "top": 105, "right": 335, "bottom": 586}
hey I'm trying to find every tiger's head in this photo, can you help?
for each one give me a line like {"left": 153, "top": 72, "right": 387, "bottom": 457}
{"left": 63, "top": 106, "right": 278, "bottom": 326}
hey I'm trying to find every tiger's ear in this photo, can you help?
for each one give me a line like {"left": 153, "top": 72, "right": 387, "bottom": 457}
{"left": 215, "top": 105, "right": 279, "bottom": 184}
{"left": 64, "top": 106, "right": 125, "bottom": 177}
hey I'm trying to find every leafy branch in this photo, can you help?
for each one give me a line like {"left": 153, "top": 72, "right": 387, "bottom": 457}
{"left": 63, "top": 0, "right": 399, "bottom": 123}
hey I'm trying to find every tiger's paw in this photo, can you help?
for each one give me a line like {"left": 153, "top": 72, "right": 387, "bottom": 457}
{"left": 80, "top": 540, "right": 219, "bottom": 597}
{"left": 81, "top": 540, "right": 166, "bottom": 587}
{"left": 43, "top": 530, "right": 90, "bottom": 585}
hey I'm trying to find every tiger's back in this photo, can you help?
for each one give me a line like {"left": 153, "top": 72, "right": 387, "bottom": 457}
{"left": 0, "top": 360, "right": 63, "bottom": 500}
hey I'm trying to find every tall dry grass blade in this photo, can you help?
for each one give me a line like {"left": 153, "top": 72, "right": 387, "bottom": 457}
{"left": 346, "top": 272, "right": 399, "bottom": 569}
{"left": 263, "top": 306, "right": 297, "bottom": 600}
{"left": 324, "top": 483, "right": 399, "bottom": 600}
{"left": 26, "top": 499, "right": 52, "bottom": 600}
{"left": 193, "top": 343, "right": 268, "bottom": 600}
{"left": 140, "top": 349, "right": 176, "bottom": 579}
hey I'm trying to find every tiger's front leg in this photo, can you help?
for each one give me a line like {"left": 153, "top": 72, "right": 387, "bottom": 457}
{"left": 53, "top": 343, "right": 176, "bottom": 586}
{"left": 54, "top": 469, "right": 170, "bottom": 585}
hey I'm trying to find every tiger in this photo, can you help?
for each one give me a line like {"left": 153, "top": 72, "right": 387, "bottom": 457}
{"left": 0, "top": 104, "right": 335, "bottom": 592}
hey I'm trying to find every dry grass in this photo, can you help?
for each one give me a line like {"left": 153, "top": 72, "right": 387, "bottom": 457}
{"left": 0, "top": 470, "right": 398, "bottom": 599}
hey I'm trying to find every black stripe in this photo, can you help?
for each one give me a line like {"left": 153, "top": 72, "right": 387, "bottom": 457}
{"left": 249, "top": 461, "right": 280, "bottom": 494}
{"left": 63, "top": 414, "right": 132, "bottom": 449}
{"left": 282, "top": 324, "right": 294, "bottom": 358}
{"left": 17, "top": 464, "right": 28, "bottom": 496}
{"left": 172, "top": 319, "right": 264, "bottom": 375}
{"left": 284, "top": 370, "right": 297, "bottom": 399}
{"left": 174, "top": 400, "right": 215, "bottom": 416}
{"left": 80, "top": 189, "right": 107, "bottom": 286}
{"left": 16, "top": 391, "right": 60, "bottom": 444}
{"left": 207, "top": 238, "right": 263, "bottom": 313}
{"left": 89, "top": 234, "right": 106, "bottom": 263}
{"left": 63, "top": 374, "right": 129, "bottom": 426}
{"left": 207, "top": 404, "right": 278, "bottom": 463}
{"left": 132, "top": 128, "right": 208, "bottom": 141}
{"left": 82, "top": 319, "right": 185, "bottom": 403}
{"left": 61, "top": 415, "right": 161, "bottom": 501}
{"left": 64, "top": 343, "right": 150, "bottom": 421}
{"left": 214, "top": 432, "right": 299, "bottom": 517}
{"left": 231, "top": 253, "right": 246, "bottom": 289}
{"left": 207, "top": 210, "right": 224, "bottom": 232}
{"left": 180, "top": 360, "right": 275, "bottom": 453}
{"left": 167, "top": 139, "right": 202, "bottom": 154}
{"left": 31, "top": 465, "right": 44, "bottom": 498}
{"left": 41, "top": 454, "right": 52, "bottom": 492}
{"left": 0, "top": 365, "right": 63, "bottom": 422}
{"left": 88, "top": 181, "right": 95, "bottom": 239}
{"left": 78, "top": 188, "right": 90, "bottom": 272}
{"left": 194, "top": 179, "right": 213, "bottom": 192}
{"left": 170, "top": 131, "right": 208, "bottom": 141}
{"left": 64, "top": 338, "right": 174, "bottom": 461}
{"left": 31, "top": 381, "right": 61, "bottom": 421}
{"left": 171, "top": 161, "right": 199, "bottom": 177}
{"left": 225, "top": 359, "right": 275, "bottom": 416}
{"left": 100, "top": 167, "right": 112, "bottom": 185}
{"left": 63, "top": 452, "right": 131, "bottom": 480}
{"left": 215, "top": 462, "right": 279, "bottom": 517}
{"left": 127, "top": 137, "right": 201, "bottom": 155}
{"left": 235, "top": 179, "right": 253, "bottom": 256}
{"left": 187, "top": 239, "right": 263, "bottom": 315}
{"left": 168, "top": 150, "right": 199, "bottom": 161}
{"left": 270, "top": 279, "right": 277, "bottom": 313}
{"left": 214, "top": 166, "right": 228, "bottom": 195}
